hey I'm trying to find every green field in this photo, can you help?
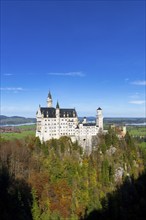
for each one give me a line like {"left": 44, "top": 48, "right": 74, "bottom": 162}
{"left": 0, "top": 125, "right": 36, "bottom": 140}
{"left": 127, "top": 126, "right": 146, "bottom": 157}
{"left": 127, "top": 126, "right": 146, "bottom": 137}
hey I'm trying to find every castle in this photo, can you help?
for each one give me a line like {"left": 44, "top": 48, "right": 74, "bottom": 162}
{"left": 36, "top": 92, "right": 103, "bottom": 151}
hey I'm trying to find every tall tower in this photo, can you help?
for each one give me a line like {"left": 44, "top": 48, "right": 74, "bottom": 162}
{"left": 47, "top": 91, "right": 52, "bottom": 107}
{"left": 56, "top": 101, "right": 60, "bottom": 116}
{"left": 56, "top": 101, "right": 60, "bottom": 138}
{"left": 96, "top": 107, "right": 103, "bottom": 130}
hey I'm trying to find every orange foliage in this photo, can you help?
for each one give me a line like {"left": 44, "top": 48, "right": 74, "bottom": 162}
{"left": 29, "top": 172, "right": 50, "bottom": 198}
{"left": 49, "top": 179, "right": 72, "bottom": 218}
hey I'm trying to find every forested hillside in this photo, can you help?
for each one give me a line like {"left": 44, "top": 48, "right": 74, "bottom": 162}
{"left": 0, "top": 115, "right": 36, "bottom": 125}
{"left": 0, "top": 129, "right": 146, "bottom": 220}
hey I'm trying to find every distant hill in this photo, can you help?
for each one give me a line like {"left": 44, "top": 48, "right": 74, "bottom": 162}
{"left": 0, "top": 115, "right": 145, "bottom": 126}
{"left": 104, "top": 117, "right": 146, "bottom": 125}
{"left": 78, "top": 116, "right": 96, "bottom": 122}
{"left": 79, "top": 117, "right": 146, "bottom": 125}
{"left": 0, "top": 115, "right": 36, "bottom": 125}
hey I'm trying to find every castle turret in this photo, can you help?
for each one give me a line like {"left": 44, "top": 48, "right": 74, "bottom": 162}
{"left": 36, "top": 104, "right": 43, "bottom": 141}
{"left": 47, "top": 91, "right": 52, "bottom": 107}
{"left": 56, "top": 101, "right": 60, "bottom": 138}
{"left": 96, "top": 107, "right": 103, "bottom": 130}
{"left": 122, "top": 126, "right": 126, "bottom": 136}
{"left": 83, "top": 117, "right": 87, "bottom": 124}
{"left": 56, "top": 101, "right": 60, "bottom": 109}
{"left": 56, "top": 101, "right": 60, "bottom": 117}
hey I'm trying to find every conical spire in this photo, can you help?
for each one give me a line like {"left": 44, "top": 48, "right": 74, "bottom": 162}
{"left": 56, "top": 101, "right": 60, "bottom": 109}
{"left": 47, "top": 91, "right": 52, "bottom": 107}
{"left": 48, "top": 91, "right": 52, "bottom": 99}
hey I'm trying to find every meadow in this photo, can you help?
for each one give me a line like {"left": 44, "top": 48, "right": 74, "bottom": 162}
{"left": 127, "top": 126, "right": 146, "bottom": 137}
{"left": 0, "top": 124, "right": 36, "bottom": 140}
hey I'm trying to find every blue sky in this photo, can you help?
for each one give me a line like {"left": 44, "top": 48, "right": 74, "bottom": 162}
{"left": 1, "top": 0, "right": 145, "bottom": 117}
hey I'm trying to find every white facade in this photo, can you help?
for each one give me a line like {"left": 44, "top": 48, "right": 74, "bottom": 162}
{"left": 36, "top": 92, "right": 103, "bottom": 149}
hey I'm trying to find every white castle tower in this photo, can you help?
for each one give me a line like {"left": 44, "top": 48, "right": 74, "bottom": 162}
{"left": 96, "top": 107, "right": 103, "bottom": 130}
{"left": 56, "top": 101, "right": 60, "bottom": 138}
{"left": 47, "top": 91, "right": 52, "bottom": 107}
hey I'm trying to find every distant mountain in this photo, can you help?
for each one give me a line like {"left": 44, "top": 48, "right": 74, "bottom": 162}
{"left": 0, "top": 115, "right": 36, "bottom": 125}
{"left": 0, "top": 115, "right": 8, "bottom": 119}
